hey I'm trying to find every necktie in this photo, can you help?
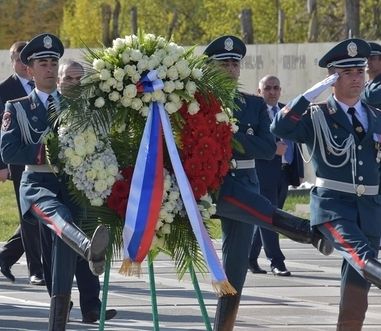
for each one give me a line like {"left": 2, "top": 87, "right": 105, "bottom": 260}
{"left": 271, "top": 106, "right": 278, "bottom": 119}
{"left": 27, "top": 80, "right": 35, "bottom": 91}
{"left": 348, "top": 107, "right": 365, "bottom": 140}
{"left": 284, "top": 139, "right": 294, "bottom": 164}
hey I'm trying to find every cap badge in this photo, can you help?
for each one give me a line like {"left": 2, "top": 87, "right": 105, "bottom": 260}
{"left": 224, "top": 37, "right": 234, "bottom": 51}
{"left": 347, "top": 41, "right": 358, "bottom": 57}
{"left": 43, "top": 35, "right": 52, "bottom": 49}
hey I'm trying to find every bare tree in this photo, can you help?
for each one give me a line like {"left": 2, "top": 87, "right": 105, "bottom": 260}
{"left": 307, "top": 0, "right": 318, "bottom": 42}
{"left": 131, "top": 6, "right": 138, "bottom": 35}
{"left": 101, "top": 3, "right": 112, "bottom": 46}
{"left": 112, "top": 0, "right": 121, "bottom": 40}
{"left": 167, "top": 10, "right": 178, "bottom": 40}
{"left": 240, "top": 8, "right": 254, "bottom": 44}
{"left": 345, "top": 0, "right": 360, "bottom": 38}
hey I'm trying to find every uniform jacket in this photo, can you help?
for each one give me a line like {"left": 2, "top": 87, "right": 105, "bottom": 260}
{"left": 0, "top": 90, "right": 56, "bottom": 218}
{"left": 271, "top": 94, "right": 381, "bottom": 236}
{"left": 218, "top": 92, "right": 276, "bottom": 211}
{"left": 362, "top": 74, "right": 381, "bottom": 109}
{"left": 0, "top": 74, "right": 29, "bottom": 170}
{"left": 256, "top": 102, "right": 304, "bottom": 191}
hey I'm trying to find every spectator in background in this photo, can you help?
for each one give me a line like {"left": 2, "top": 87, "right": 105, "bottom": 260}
{"left": 249, "top": 75, "right": 304, "bottom": 276}
{"left": 0, "top": 40, "right": 44, "bottom": 285}
{"left": 362, "top": 41, "right": 381, "bottom": 109}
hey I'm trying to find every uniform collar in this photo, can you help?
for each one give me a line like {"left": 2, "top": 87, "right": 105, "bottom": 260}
{"left": 35, "top": 89, "right": 59, "bottom": 105}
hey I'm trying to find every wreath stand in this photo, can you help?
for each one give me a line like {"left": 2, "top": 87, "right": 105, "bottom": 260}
{"left": 98, "top": 252, "right": 212, "bottom": 331}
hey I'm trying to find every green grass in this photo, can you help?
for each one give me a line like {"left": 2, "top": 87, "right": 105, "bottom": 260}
{"left": 0, "top": 181, "right": 19, "bottom": 241}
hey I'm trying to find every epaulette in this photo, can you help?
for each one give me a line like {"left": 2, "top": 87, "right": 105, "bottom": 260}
{"left": 8, "top": 95, "right": 29, "bottom": 104}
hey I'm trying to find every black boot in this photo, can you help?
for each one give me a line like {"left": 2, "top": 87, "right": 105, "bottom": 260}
{"left": 272, "top": 209, "right": 333, "bottom": 256}
{"left": 61, "top": 223, "right": 109, "bottom": 276}
{"left": 213, "top": 295, "right": 240, "bottom": 331}
{"left": 363, "top": 258, "right": 381, "bottom": 289}
{"left": 48, "top": 295, "right": 71, "bottom": 331}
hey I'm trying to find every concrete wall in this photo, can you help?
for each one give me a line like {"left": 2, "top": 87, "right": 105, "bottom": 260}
{"left": 1, "top": 41, "right": 377, "bottom": 184}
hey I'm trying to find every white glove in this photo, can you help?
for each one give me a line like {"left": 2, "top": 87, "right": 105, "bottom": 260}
{"left": 302, "top": 73, "right": 339, "bottom": 102}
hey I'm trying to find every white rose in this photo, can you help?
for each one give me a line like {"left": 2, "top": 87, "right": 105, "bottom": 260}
{"left": 99, "top": 82, "right": 111, "bottom": 93}
{"left": 90, "top": 197, "right": 104, "bottom": 207}
{"left": 93, "top": 159, "right": 105, "bottom": 171}
{"left": 169, "top": 93, "right": 180, "bottom": 103}
{"left": 231, "top": 123, "right": 239, "bottom": 133}
{"left": 162, "top": 55, "right": 175, "bottom": 67}
{"left": 159, "top": 209, "right": 169, "bottom": 220}
{"left": 175, "top": 81, "right": 184, "bottom": 90}
{"left": 131, "top": 73, "right": 141, "bottom": 83}
{"left": 216, "top": 112, "right": 229, "bottom": 123}
{"left": 70, "top": 155, "right": 83, "bottom": 167}
{"left": 94, "top": 179, "right": 108, "bottom": 192}
{"left": 99, "top": 69, "right": 111, "bottom": 81}
{"left": 112, "top": 38, "right": 125, "bottom": 50}
{"left": 115, "top": 81, "right": 124, "bottom": 91}
{"left": 169, "top": 190, "right": 180, "bottom": 201}
{"left": 73, "top": 134, "right": 86, "bottom": 146}
{"left": 125, "top": 35, "right": 138, "bottom": 46}
{"left": 94, "top": 97, "right": 106, "bottom": 108}
{"left": 139, "top": 106, "right": 149, "bottom": 117}
{"left": 93, "top": 59, "right": 106, "bottom": 70}
{"left": 106, "top": 176, "right": 116, "bottom": 186}
{"left": 96, "top": 170, "right": 107, "bottom": 180}
{"left": 164, "top": 102, "right": 178, "bottom": 114}
{"left": 161, "top": 223, "right": 171, "bottom": 234}
{"left": 130, "top": 49, "right": 143, "bottom": 62}
{"left": 163, "top": 81, "right": 176, "bottom": 93}
{"left": 123, "top": 84, "right": 137, "bottom": 99}
{"left": 175, "top": 60, "right": 191, "bottom": 79}
{"left": 131, "top": 98, "right": 143, "bottom": 110}
{"left": 106, "top": 77, "right": 117, "bottom": 88}
{"left": 188, "top": 101, "right": 200, "bottom": 115}
{"left": 74, "top": 144, "right": 87, "bottom": 156}
{"left": 156, "top": 37, "right": 167, "bottom": 48}
{"left": 106, "top": 164, "right": 119, "bottom": 176}
{"left": 121, "top": 97, "right": 132, "bottom": 107}
{"left": 156, "top": 66, "right": 167, "bottom": 79}
{"left": 191, "top": 68, "right": 203, "bottom": 80}
{"left": 108, "top": 91, "right": 120, "bottom": 102}
{"left": 86, "top": 169, "right": 97, "bottom": 180}
{"left": 141, "top": 93, "right": 152, "bottom": 103}
{"left": 166, "top": 66, "right": 179, "bottom": 80}
{"left": 185, "top": 81, "right": 197, "bottom": 96}
{"left": 121, "top": 51, "right": 130, "bottom": 64}
{"left": 113, "top": 68, "right": 125, "bottom": 81}
{"left": 64, "top": 147, "right": 74, "bottom": 158}
{"left": 155, "top": 220, "right": 163, "bottom": 231}
{"left": 124, "top": 64, "right": 137, "bottom": 76}
{"left": 152, "top": 90, "right": 165, "bottom": 102}
{"left": 137, "top": 58, "right": 149, "bottom": 73}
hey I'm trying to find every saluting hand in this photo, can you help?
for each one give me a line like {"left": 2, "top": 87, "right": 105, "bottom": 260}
{"left": 302, "top": 73, "right": 339, "bottom": 102}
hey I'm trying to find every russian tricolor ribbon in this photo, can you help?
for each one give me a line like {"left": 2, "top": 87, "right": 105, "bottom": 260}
{"left": 120, "top": 70, "right": 235, "bottom": 294}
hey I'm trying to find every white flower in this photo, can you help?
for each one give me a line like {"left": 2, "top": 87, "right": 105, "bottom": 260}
{"left": 216, "top": 112, "right": 229, "bottom": 123}
{"left": 99, "top": 69, "right": 111, "bottom": 81}
{"left": 139, "top": 106, "right": 149, "bottom": 117}
{"left": 185, "top": 81, "right": 197, "bottom": 96}
{"left": 162, "top": 55, "right": 175, "bottom": 67}
{"left": 108, "top": 91, "right": 120, "bottom": 102}
{"left": 113, "top": 68, "right": 125, "bottom": 81}
{"left": 115, "top": 123, "right": 126, "bottom": 133}
{"left": 166, "top": 66, "right": 179, "bottom": 80}
{"left": 161, "top": 223, "right": 171, "bottom": 234}
{"left": 141, "top": 93, "right": 152, "bottom": 103}
{"left": 231, "top": 123, "right": 239, "bottom": 133}
{"left": 70, "top": 155, "right": 83, "bottom": 167}
{"left": 165, "top": 102, "right": 179, "bottom": 114}
{"left": 86, "top": 169, "right": 97, "bottom": 180}
{"left": 91, "top": 197, "right": 103, "bottom": 207}
{"left": 93, "top": 159, "right": 105, "bottom": 171}
{"left": 121, "top": 97, "right": 132, "bottom": 107}
{"left": 152, "top": 90, "right": 165, "bottom": 102}
{"left": 125, "top": 35, "right": 138, "bottom": 46}
{"left": 94, "top": 97, "right": 105, "bottom": 108}
{"left": 131, "top": 98, "right": 143, "bottom": 110}
{"left": 106, "top": 164, "right": 119, "bottom": 176}
{"left": 175, "top": 81, "right": 184, "bottom": 90}
{"left": 121, "top": 51, "right": 130, "bottom": 64}
{"left": 156, "top": 66, "right": 167, "bottom": 79}
{"left": 188, "top": 101, "right": 200, "bottom": 115}
{"left": 137, "top": 58, "right": 149, "bottom": 73}
{"left": 112, "top": 38, "right": 125, "bottom": 50}
{"left": 163, "top": 81, "right": 176, "bottom": 93}
{"left": 191, "top": 68, "right": 202, "bottom": 80}
{"left": 175, "top": 60, "right": 191, "bottom": 79}
{"left": 93, "top": 59, "right": 106, "bottom": 70}
{"left": 123, "top": 84, "right": 137, "bottom": 99}
{"left": 130, "top": 49, "right": 143, "bottom": 62}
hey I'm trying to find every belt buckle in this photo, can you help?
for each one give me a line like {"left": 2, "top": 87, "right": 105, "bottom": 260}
{"left": 230, "top": 159, "right": 237, "bottom": 169}
{"left": 356, "top": 184, "right": 365, "bottom": 196}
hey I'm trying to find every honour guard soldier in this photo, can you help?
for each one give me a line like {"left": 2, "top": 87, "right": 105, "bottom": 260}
{"left": 204, "top": 35, "right": 333, "bottom": 331}
{"left": 272, "top": 38, "right": 381, "bottom": 330}
{"left": 362, "top": 41, "right": 381, "bottom": 109}
{"left": 0, "top": 33, "right": 110, "bottom": 330}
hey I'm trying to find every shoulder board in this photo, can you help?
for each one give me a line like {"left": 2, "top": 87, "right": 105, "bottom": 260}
{"left": 8, "top": 95, "right": 29, "bottom": 104}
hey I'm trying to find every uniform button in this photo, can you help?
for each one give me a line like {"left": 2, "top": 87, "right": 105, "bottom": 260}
{"left": 58, "top": 177, "right": 62, "bottom": 183}
{"left": 334, "top": 135, "right": 338, "bottom": 139}
{"left": 231, "top": 172, "right": 235, "bottom": 177}
{"left": 358, "top": 161, "right": 363, "bottom": 165}
{"left": 358, "top": 176, "right": 363, "bottom": 181}
{"left": 358, "top": 145, "right": 362, "bottom": 150}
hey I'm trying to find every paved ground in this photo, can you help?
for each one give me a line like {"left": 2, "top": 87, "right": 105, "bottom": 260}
{"left": 0, "top": 239, "right": 381, "bottom": 331}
